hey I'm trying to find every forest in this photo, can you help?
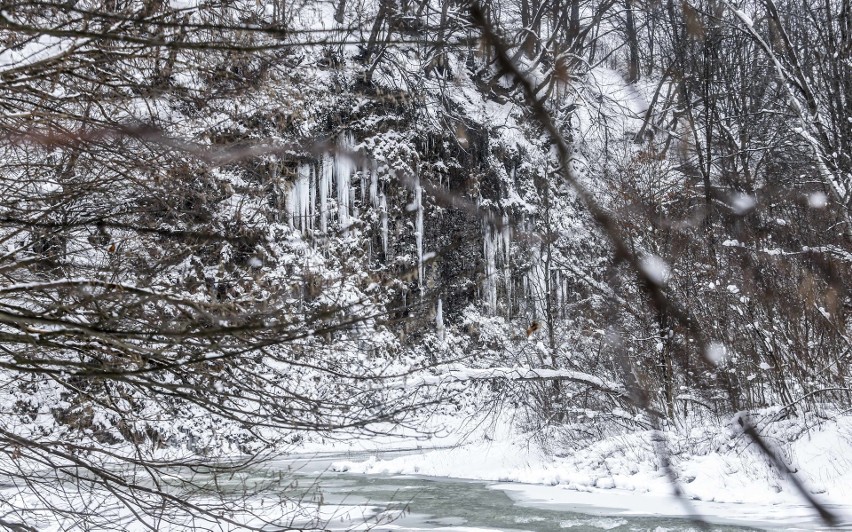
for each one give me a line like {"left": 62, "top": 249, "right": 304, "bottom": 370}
{"left": 0, "top": 0, "right": 851, "bottom": 528}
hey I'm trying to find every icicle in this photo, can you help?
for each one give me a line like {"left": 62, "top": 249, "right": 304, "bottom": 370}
{"left": 501, "top": 213, "right": 512, "bottom": 312}
{"left": 436, "top": 298, "right": 445, "bottom": 343}
{"left": 308, "top": 164, "right": 316, "bottom": 230}
{"left": 294, "top": 164, "right": 311, "bottom": 232}
{"left": 528, "top": 243, "right": 548, "bottom": 320}
{"left": 320, "top": 154, "right": 333, "bottom": 233}
{"left": 370, "top": 169, "right": 378, "bottom": 207}
{"left": 285, "top": 181, "right": 295, "bottom": 229}
{"left": 335, "top": 132, "right": 354, "bottom": 231}
{"left": 483, "top": 221, "right": 497, "bottom": 314}
{"left": 556, "top": 269, "right": 562, "bottom": 318}
{"left": 360, "top": 168, "right": 367, "bottom": 202}
{"left": 380, "top": 193, "right": 388, "bottom": 258}
{"left": 415, "top": 172, "right": 424, "bottom": 290}
{"left": 292, "top": 170, "right": 301, "bottom": 231}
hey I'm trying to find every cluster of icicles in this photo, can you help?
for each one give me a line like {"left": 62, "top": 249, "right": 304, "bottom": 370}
{"left": 285, "top": 133, "right": 390, "bottom": 258}
{"left": 283, "top": 133, "right": 550, "bottom": 323}
{"left": 284, "top": 133, "right": 423, "bottom": 284}
{"left": 482, "top": 216, "right": 548, "bottom": 319}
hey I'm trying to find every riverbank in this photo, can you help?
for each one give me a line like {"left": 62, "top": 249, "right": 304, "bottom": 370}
{"left": 304, "top": 409, "right": 852, "bottom": 530}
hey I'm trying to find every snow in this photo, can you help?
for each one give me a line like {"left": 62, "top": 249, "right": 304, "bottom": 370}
{"left": 326, "top": 411, "right": 852, "bottom": 530}
{"left": 729, "top": 193, "right": 756, "bottom": 215}
{"left": 495, "top": 483, "right": 836, "bottom": 530}
{"left": 0, "top": 33, "right": 81, "bottom": 75}
{"left": 808, "top": 191, "right": 828, "bottom": 209}
{"left": 733, "top": 9, "right": 754, "bottom": 28}
{"left": 393, "top": 367, "right": 624, "bottom": 395}
{"left": 639, "top": 254, "right": 670, "bottom": 286}
{"left": 730, "top": 192, "right": 757, "bottom": 216}
{"left": 706, "top": 342, "right": 726, "bottom": 365}
{"left": 167, "top": 0, "right": 199, "bottom": 9}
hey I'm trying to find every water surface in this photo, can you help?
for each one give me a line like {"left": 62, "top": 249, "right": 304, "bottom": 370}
{"left": 286, "top": 465, "right": 761, "bottom": 531}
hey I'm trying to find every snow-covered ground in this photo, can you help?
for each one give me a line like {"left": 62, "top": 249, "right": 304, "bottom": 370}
{"left": 318, "top": 410, "right": 852, "bottom": 530}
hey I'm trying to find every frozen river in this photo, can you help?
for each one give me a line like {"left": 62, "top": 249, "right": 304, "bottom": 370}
{"left": 20, "top": 450, "right": 840, "bottom": 530}
{"left": 269, "top": 452, "right": 843, "bottom": 531}
{"left": 302, "top": 471, "right": 757, "bottom": 531}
